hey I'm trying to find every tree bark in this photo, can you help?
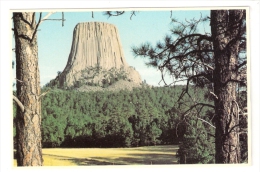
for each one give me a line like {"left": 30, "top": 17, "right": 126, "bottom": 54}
{"left": 211, "top": 10, "right": 244, "bottom": 163}
{"left": 13, "top": 12, "right": 43, "bottom": 166}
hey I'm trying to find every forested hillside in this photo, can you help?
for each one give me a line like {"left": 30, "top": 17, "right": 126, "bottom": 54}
{"left": 13, "top": 85, "right": 213, "bottom": 149}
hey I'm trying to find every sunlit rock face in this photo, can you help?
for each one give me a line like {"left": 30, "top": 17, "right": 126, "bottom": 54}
{"left": 51, "top": 22, "right": 142, "bottom": 89}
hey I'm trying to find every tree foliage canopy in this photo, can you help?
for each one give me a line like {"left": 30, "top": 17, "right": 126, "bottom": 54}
{"left": 13, "top": 85, "right": 213, "bottom": 150}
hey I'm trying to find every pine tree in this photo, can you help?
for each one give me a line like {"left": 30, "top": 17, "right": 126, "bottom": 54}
{"left": 132, "top": 10, "right": 247, "bottom": 163}
{"left": 177, "top": 116, "right": 215, "bottom": 164}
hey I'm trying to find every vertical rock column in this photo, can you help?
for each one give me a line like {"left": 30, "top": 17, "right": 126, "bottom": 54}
{"left": 59, "top": 22, "right": 129, "bottom": 87}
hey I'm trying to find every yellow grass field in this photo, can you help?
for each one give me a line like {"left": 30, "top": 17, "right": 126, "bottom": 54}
{"left": 13, "top": 145, "right": 178, "bottom": 166}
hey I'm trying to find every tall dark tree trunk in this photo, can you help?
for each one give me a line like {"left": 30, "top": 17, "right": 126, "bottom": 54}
{"left": 211, "top": 10, "right": 244, "bottom": 163}
{"left": 13, "top": 12, "right": 43, "bottom": 166}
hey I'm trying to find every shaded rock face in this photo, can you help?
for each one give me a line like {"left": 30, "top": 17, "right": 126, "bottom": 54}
{"left": 54, "top": 22, "right": 142, "bottom": 88}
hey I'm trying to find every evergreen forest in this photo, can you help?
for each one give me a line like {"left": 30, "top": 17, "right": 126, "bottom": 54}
{"left": 13, "top": 85, "right": 247, "bottom": 164}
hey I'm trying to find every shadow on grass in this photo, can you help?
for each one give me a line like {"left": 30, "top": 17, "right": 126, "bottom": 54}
{"left": 91, "top": 153, "right": 178, "bottom": 165}
{"left": 43, "top": 152, "right": 177, "bottom": 166}
{"left": 131, "top": 145, "right": 179, "bottom": 153}
{"left": 69, "top": 158, "right": 124, "bottom": 166}
{"left": 43, "top": 154, "right": 124, "bottom": 166}
{"left": 14, "top": 145, "right": 179, "bottom": 166}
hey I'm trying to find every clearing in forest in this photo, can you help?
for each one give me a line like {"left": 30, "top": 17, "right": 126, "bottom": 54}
{"left": 14, "top": 145, "right": 178, "bottom": 166}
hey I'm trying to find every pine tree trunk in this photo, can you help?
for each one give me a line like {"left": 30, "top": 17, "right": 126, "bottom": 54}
{"left": 13, "top": 12, "right": 43, "bottom": 166}
{"left": 211, "top": 10, "right": 244, "bottom": 163}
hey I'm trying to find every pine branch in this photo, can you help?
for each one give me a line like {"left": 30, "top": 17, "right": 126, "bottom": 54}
{"left": 104, "top": 11, "right": 125, "bottom": 18}
{"left": 161, "top": 49, "right": 214, "bottom": 69}
{"left": 13, "top": 95, "right": 25, "bottom": 112}
{"left": 153, "top": 34, "right": 212, "bottom": 59}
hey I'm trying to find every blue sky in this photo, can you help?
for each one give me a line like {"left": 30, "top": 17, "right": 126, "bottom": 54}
{"left": 21, "top": 9, "right": 210, "bottom": 87}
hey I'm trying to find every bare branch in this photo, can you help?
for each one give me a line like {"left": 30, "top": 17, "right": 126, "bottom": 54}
{"left": 42, "top": 19, "right": 64, "bottom": 21}
{"left": 237, "top": 67, "right": 247, "bottom": 85}
{"left": 30, "top": 12, "right": 64, "bottom": 42}
{"left": 177, "top": 73, "right": 212, "bottom": 102}
{"left": 237, "top": 60, "right": 246, "bottom": 69}
{"left": 38, "top": 89, "right": 50, "bottom": 100}
{"left": 239, "top": 107, "right": 248, "bottom": 116}
{"left": 198, "top": 117, "right": 216, "bottom": 129}
{"left": 38, "top": 12, "right": 56, "bottom": 26}
{"left": 183, "top": 58, "right": 214, "bottom": 70}
{"left": 232, "top": 100, "right": 240, "bottom": 122}
{"left": 239, "top": 131, "right": 247, "bottom": 135}
{"left": 227, "top": 124, "right": 240, "bottom": 135}
{"left": 14, "top": 78, "right": 23, "bottom": 83}
{"left": 62, "top": 12, "right": 64, "bottom": 27}
{"left": 210, "top": 91, "right": 218, "bottom": 99}
{"left": 20, "top": 12, "right": 32, "bottom": 26}
{"left": 208, "top": 133, "right": 216, "bottom": 138}
{"left": 30, "top": 12, "right": 42, "bottom": 43}
{"left": 130, "top": 11, "right": 137, "bottom": 20}
{"left": 31, "top": 12, "right": 35, "bottom": 26}
{"left": 13, "top": 95, "right": 25, "bottom": 112}
{"left": 158, "top": 68, "right": 168, "bottom": 86}
{"left": 181, "top": 103, "right": 215, "bottom": 119}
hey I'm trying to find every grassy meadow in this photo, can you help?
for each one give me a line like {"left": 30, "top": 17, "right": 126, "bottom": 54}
{"left": 14, "top": 145, "right": 178, "bottom": 166}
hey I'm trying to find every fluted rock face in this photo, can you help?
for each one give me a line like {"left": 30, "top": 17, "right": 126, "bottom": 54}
{"left": 53, "top": 22, "right": 142, "bottom": 89}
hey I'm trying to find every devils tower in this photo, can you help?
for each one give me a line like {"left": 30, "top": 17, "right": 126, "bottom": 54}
{"left": 48, "top": 22, "right": 142, "bottom": 90}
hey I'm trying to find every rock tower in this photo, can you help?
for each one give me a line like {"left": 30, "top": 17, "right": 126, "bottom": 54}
{"left": 50, "top": 22, "right": 142, "bottom": 89}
